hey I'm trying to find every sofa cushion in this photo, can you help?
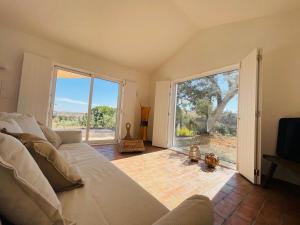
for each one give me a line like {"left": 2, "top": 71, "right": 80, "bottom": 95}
{"left": 0, "top": 113, "right": 46, "bottom": 139}
{"left": 0, "top": 133, "right": 69, "bottom": 225}
{"left": 2, "top": 131, "right": 84, "bottom": 192}
{"left": 40, "top": 125, "right": 62, "bottom": 148}
{"left": 55, "top": 130, "right": 82, "bottom": 144}
{"left": 57, "top": 143, "right": 169, "bottom": 225}
{"left": 152, "top": 195, "right": 213, "bottom": 225}
{"left": 0, "top": 119, "right": 23, "bottom": 133}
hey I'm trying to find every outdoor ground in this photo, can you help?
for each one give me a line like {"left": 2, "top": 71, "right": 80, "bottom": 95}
{"left": 95, "top": 144, "right": 300, "bottom": 225}
{"left": 81, "top": 128, "right": 115, "bottom": 141}
{"left": 54, "top": 127, "right": 115, "bottom": 141}
{"left": 174, "top": 134, "right": 237, "bottom": 166}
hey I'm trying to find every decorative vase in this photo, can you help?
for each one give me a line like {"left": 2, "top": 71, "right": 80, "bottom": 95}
{"left": 140, "top": 106, "right": 151, "bottom": 141}
{"left": 189, "top": 145, "right": 201, "bottom": 162}
{"left": 205, "top": 153, "right": 219, "bottom": 168}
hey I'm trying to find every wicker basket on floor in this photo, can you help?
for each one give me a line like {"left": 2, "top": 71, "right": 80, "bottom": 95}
{"left": 119, "top": 122, "right": 145, "bottom": 152}
{"left": 120, "top": 139, "right": 145, "bottom": 153}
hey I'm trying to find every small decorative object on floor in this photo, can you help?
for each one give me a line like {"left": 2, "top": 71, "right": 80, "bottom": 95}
{"left": 189, "top": 145, "right": 201, "bottom": 162}
{"left": 120, "top": 123, "right": 145, "bottom": 153}
{"left": 140, "top": 106, "right": 151, "bottom": 140}
{"left": 205, "top": 153, "right": 219, "bottom": 168}
{"left": 124, "top": 123, "right": 132, "bottom": 140}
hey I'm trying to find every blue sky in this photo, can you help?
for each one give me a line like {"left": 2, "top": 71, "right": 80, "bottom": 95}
{"left": 224, "top": 95, "right": 238, "bottom": 112}
{"left": 54, "top": 78, "right": 119, "bottom": 113}
{"left": 215, "top": 72, "right": 239, "bottom": 113}
{"left": 54, "top": 71, "right": 238, "bottom": 114}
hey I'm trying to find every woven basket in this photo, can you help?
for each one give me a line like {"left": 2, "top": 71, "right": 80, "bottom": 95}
{"left": 120, "top": 139, "right": 145, "bottom": 153}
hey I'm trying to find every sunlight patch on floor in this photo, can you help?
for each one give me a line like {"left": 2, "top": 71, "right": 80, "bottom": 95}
{"left": 112, "top": 149, "right": 236, "bottom": 209}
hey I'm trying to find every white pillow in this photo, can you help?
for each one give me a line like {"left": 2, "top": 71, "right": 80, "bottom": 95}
{"left": 0, "top": 119, "right": 23, "bottom": 133}
{"left": 0, "top": 133, "right": 74, "bottom": 225}
{"left": 0, "top": 113, "right": 46, "bottom": 139}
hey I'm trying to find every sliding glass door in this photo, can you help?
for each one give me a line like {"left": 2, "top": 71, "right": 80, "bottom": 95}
{"left": 51, "top": 67, "right": 120, "bottom": 144}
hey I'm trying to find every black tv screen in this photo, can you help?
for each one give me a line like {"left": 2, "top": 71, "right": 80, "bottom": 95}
{"left": 276, "top": 118, "right": 300, "bottom": 163}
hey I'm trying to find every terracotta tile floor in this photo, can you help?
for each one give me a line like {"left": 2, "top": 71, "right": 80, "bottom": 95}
{"left": 94, "top": 144, "right": 300, "bottom": 225}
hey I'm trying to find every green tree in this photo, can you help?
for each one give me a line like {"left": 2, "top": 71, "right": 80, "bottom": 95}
{"left": 194, "top": 97, "right": 212, "bottom": 133}
{"left": 177, "top": 71, "right": 238, "bottom": 133}
{"left": 79, "top": 113, "right": 88, "bottom": 127}
{"left": 90, "top": 106, "right": 116, "bottom": 128}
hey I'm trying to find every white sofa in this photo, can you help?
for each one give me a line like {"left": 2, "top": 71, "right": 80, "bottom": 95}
{"left": 55, "top": 130, "right": 214, "bottom": 225}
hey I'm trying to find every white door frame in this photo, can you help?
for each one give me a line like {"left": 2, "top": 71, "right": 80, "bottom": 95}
{"left": 85, "top": 77, "right": 94, "bottom": 142}
{"left": 49, "top": 64, "right": 123, "bottom": 145}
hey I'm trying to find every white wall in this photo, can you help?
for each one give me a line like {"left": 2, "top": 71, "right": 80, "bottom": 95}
{"left": 0, "top": 25, "right": 150, "bottom": 137}
{"left": 149, "top": 9, "right": 300, "bottom": 184}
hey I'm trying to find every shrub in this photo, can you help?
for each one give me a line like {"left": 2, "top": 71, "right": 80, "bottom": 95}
{"left": 53, "top": 105, "right": 116, "bottom": 129}
{"left": 176, "top": 127, "right": 193, "bottom": 137}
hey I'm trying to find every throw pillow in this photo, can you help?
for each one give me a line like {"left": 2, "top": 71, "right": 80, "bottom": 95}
{"left": 1, "top": 129, "right": 84, "bottom": 192}
{"left": 0, "top": 133, "right": 73, "bottom": 225}
{"left": 0, "top": 119, "right": 22, "bottom": 133}
{"left": 40, "top": 125, "right": 62, "bottom": 149}
{"left": 0, "top": 113, "right": 46, "bottom": 139}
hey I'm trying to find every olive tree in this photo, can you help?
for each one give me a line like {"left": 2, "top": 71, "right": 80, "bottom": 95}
{"left": 176, "top": 71, "right": 238, "bottom": 133}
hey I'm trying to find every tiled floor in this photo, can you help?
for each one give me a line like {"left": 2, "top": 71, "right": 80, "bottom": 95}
{"left": 94, "top": 144, "right": 300, "bottom": 225}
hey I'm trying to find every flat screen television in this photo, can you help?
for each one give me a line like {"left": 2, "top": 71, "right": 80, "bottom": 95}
{"left": 276, "top": 118, "right": 300, "bottom": 163}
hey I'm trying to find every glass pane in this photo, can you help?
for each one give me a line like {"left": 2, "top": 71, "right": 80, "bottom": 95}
{"left": 52, "top": 69, "right": 90, "bottom": 141}
{"left": 174, "top": 70, "right": 239, "bottom": 166}
{"left": 88, "top": 78, "right": 119, "bottom": 141}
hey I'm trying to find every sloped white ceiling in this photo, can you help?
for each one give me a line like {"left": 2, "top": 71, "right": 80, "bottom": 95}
{"left": 0, "top": 0, "right": 299, "bottom": 73}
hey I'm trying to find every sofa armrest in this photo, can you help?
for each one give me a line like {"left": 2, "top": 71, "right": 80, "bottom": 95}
{"left": 55, "top": 130, "right": 82, "bottom": 144}
{"left": 152, "top": 195, "right": 213, "bottom": 225}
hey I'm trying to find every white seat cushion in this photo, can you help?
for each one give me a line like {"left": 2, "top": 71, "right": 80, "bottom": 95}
{"left": 57, "top": 143, "right": 169, "bottom": 225}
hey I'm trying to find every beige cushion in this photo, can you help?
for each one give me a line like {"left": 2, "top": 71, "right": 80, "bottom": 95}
{"left": 40, "top": 125, "right": 62, "bottom": 148}
{"left": 3, "top": 131, "right": 84, "bottom": 192}
{"left": 0, "top": 113, "right": 46, "bottom": 139}
{"left": 56, "top": 130, "right": 82, "bottom": 144}
{"left": 152, "top": 195, "right": 214, "bottom": 225}
{"left": 0, "top": 133, "right": 72, "bottom": 225}
{"left": 0, "top": 118, "right": 23, "bottom": 133}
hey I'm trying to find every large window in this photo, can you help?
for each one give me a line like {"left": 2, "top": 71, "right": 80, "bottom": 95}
{"left": 51, "top": 68, "right": 120, "bottom": 143}
{"left": 173, "top": 70, "right": 239, "bottom": 166}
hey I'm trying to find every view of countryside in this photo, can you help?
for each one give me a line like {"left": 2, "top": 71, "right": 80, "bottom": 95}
{"left": 52, "top": 69, "right": 119, "bottom": 141}
{"left": 174, "top": 70, "right": 239, "bottom": 166}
